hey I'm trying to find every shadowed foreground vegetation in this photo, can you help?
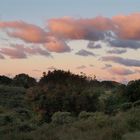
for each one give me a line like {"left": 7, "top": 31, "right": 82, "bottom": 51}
{"left": 0, "top": 70, "right": 140, "bottom": 140}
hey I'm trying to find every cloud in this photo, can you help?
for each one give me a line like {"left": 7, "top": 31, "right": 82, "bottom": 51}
{"left": 76, "top": 65, "right": 86, "bottom": 69}
{"left": 109, "top": 67, "right": 135, "bottom": 75}
{"left": 107, "top": 39, "right": 140, "bottom": 49}
{"left": 0, "top": 46, "right": 27, "bottom": 59}
{"left": 112, "top": 13, "right": 140, "bottom": 40}
{"left": 0, "top": 54, "right": 5, "bottom": 59}
{"left": 48, "top": 16, "right": 113, "bottom": 40}
{"left": 0, "top": 21, "right": 47, "bottom": 43}
{"left": 23, "top": 46, "right": 51, "bottom": 57}
{"left": 44, "top": 36, "right": 71, "bottom": 53}
{"left": 0, "top": 21, "right": 70, "bottom": 53}
{"left": 135, "top": 69, "right": 140, "bottom": 73}
{"left": 48, "top": 14, "right": 140, "bottom": 41}
{"left": 102, "top": 64, "right": 112, "bottom": 69}
{"left": 0, "top": 44, "right": 51, "bottom": 59}
{"left": 87, "top": 41, "right": 102, "bottom": 49}
{"left": 48, "top": 14, "right": 140, "bottom": 49}
{"left": 47, "top": 14, "right": 140, "bottom": 50}
{"left": 75, "top": 49, "right": 96, "bottom": 57}
{"left": 107, "top": 49, "right": 127, "bottom": 54}
{"left": 101, "top": 56, "right": 140, "bottom": 67}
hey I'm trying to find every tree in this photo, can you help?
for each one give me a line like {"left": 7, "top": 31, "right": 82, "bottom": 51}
{"left": 39, "top": 69, "right": 87, "bottom": 86}
{"left": 13, "top": 73, "right": 36, "bottom": 88}
{"left": 0, "top": 75, "right": 12, "bottom": 85}
{"left": 126, "top": 80, "right": 140, "bottom": 102}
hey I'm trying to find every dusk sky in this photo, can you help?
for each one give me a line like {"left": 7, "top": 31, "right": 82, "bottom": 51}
{"left": 0, "top": 0, "right": 140, "bottom": 83}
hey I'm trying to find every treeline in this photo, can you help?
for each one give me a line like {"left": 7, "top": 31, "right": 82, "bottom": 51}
{"left": 0, "top": 70, "right": 121, "bottom": 88}
{"left": 27, "top": 70, "right": 140, "bottom": 122}
{"left": 0, "top": 74, "right": 36, "bottom": 88}
{"left": 1, "top": 70, "right": 139, "bottom": 121}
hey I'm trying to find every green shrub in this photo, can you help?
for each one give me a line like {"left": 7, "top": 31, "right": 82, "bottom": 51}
{"left": 122, "top": 131, "right": 140, "bottom": 140}
{"left": 0, "top": 113, "right": 14, "bottom": 126}
{"left": 17, "top": 122, "right": 35, "bottom": 132}
{"left": 125, "top": 108, "right": 140, "bottom": 131}
{"left": 0, "top": 106, "right": 6, "bottom": 114}
{"left": 115, "top": 107, "right": 140, "bottom": 132}
{"left": 89, "top": 112, "right": 110, "bottom": 128}
{"left": 119, "top": 102, "right": 132, "bottom": 111}
{"left": 133, "top": 100, "right": 140, "bottom": 107}
{"left": 78, "top": 111, "right": 95, "bottom": 119}
{"left": 52, "top": 111, "right": 75, "bottom": 125}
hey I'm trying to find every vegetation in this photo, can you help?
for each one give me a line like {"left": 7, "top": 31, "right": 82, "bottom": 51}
{"left": 0, "top": 70, "right": 140, "bottom": 140}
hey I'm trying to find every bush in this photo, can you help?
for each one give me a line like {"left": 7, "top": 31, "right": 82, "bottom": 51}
{"left": 119, "top": 102, "right": 133, "bottom": 111}
{"left": 78, "top": 111, "right": 95, "bottom": 119}
{"left": 122, "top": 131, "right": 140, "bottom": 140}
{"left": 125, "top": 108, "right": 140, "bottom": 131}
{"left": 0, "top": 106, "right": 6, "bottom": 114}
{"left": 115, "top": 107, "right": 140, "bottom": 132}
{"left": 89, "top": 112, "right": 110, "bottom": 128}
{"left": 17, "top": 122, "right": 35, "bottom": 132}
{"left": 15, "top": 108, "right": 32, "bottom": 119}
{"left": 133, "top": 100, "right": 140, "bottom": 107}
{"left": 51, "top": 112, "right": 75, "bottom": 125}
{"left": 0, "top": 113, "right": 14, "bottom": 126}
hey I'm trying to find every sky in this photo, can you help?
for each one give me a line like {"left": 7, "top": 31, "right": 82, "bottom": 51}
{"left": 0, "top": 0, "right": 140, "bottom": 83}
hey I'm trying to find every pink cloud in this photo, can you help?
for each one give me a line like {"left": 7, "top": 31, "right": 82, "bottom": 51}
{"left": 113, "top": 13, "right": 140, "bottom": 40}
{"left": 48, "top": 14, "right": 140, "bottom": 41}
{"left": 109, "top": 67, "right": 135, "bottom": 75}
{"left": 0, "top": 54, "right": 5, "bottom": 59}
{"left": 0, "top": 21, "right": 47, "bottom": 43}
{"left": 1, "top": 13, "right": 140, "bottom": 43}
{"left": 44, "top": 36, "right": 71, "bottom": 52}
{"left": 0, "top": 46, "right": 27, "bottom": 59}
{"left": 0, "top": 44, "right": 51, "bottom": 59}
{"left": 0, "top": 21, "right": 71, "bottom": 53}
{"left": 48, "top": 16, "right": 114, "bottom": 40}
